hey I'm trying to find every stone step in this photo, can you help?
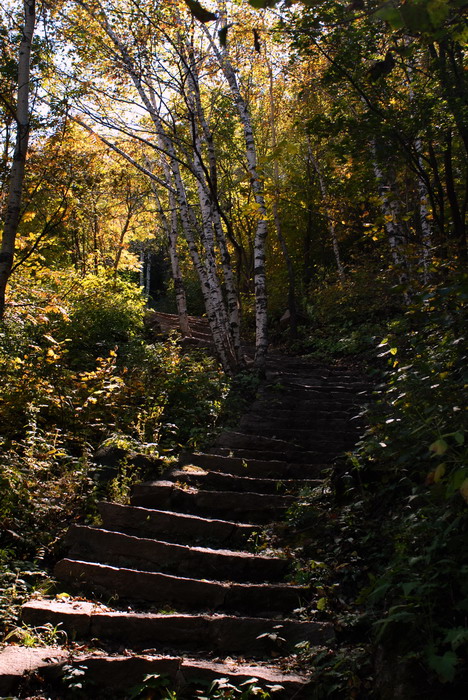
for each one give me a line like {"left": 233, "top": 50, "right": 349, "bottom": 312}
{"left": 208, "top": 446, "right": 333, "bottom": 464}
{"left": 0, "top": 645, "right": 68, "bottom": 696}
{"left": 97, "top": 501, "right": 256, "bottom": 547}
{"left": 264, "top": 379, "right": 369, "bottom": 393}
{"left": 180, "top": 452, "right": 326, "bottom": 478}
{"left": 241, "top": 409, "right": 358, "bottom": 425}
{"left": 214, "top": 431, "right": 343, "bottom": 457}
{"left": 129, "top": 481, "right": 295, "bottom": 522}
{"left": 54, "top": 559, "right": 309, "bottom": 614}
{"left": 237, "top": 425, "right": 360, "bottom": 448}
{"left": 22, "top": 599, "right": 334, "bottom": 655}
{"left": 251, "top": 398, "right": 362, "bottom": 413}
{"left": 43, "top": 651, "right": 311, "bottom": 699}
{"left": 170, "top": 466, "right": 320, "bottom": 494}
{"left": 259, "top": 384, "right": 370, "bottom": 400}
{"left": 65, "top": 525, "right": 288, "bottom": 582}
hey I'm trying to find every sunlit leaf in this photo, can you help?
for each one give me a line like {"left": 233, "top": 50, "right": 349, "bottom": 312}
{"left": 429, "top": 438, "right": 448, "bottom": 456}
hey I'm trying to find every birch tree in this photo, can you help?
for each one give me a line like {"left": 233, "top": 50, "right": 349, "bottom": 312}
{"left": 201, "top": 9, "right": 269, "bottom": 367}
{"left": 0, "top": 0, "right": 36, "bottom": 319}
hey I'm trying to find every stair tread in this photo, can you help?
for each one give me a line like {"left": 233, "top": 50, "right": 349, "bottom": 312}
{"left": 65, "top": 525, "right": 288, "bottom": 582}
{"left": 54, "top": 558, "right": 310, "bottom": 612}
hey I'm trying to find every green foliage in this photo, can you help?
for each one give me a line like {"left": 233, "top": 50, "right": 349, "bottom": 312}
{"left": 283, "top": 273, "right": 468, "bottom": 697}
{"left": 0, "top": 273, "right": 231, "bottom": 638}
{"left": 296, "top": 265, "right": 402, "bottom": 359}
{"left": 64, "top": 272, "right": 146, "bottom": 367}
{"left": 128, "top": 673, "right": 281, "bottom": 699}
{"left": 354, "top": 273, "right": 468, "bottom": 492}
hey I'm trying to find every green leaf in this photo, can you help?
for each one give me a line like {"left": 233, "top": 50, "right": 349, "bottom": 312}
{"left": 427, "top": 0, "right": 451, "bottom": 27}
{"left": 443, "top": 627, "right": 468, "bottom": 650}
{"left": 316, "top": 597, "right": 327, "bottom": 610}
{"left": 427, "top": 649, "right": 458, "bottom": 682}
{"left": 454, "top": 431, "right": 465, "bottom": 445}
{"left": 434, "top": 462, "right": 446, "bottom": 483}
{"left": 374, "top": 5, "right": 405, "bottom": 30}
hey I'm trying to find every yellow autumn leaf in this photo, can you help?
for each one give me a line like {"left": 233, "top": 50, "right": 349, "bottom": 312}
{"left": 459, "top": 479, "right": 468, "bottom": 504}
{"left": 434, "top": 463, "right": 446, "bottom": 483}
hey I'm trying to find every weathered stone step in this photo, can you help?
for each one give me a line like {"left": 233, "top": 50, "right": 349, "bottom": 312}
{"left": 170, "top": 466, "right": 320, "bottom": 494}
{"left": 130, "top": 481, "right": 295, "bottom": 523}
{"left": 243, "top": 408, "right": 358, "bottom": 423}
{"left": 65, "top": 525, "right": 288, "bottom": 582}
{"left": 22, "top": 599, "right": 334, "bottom": 655}
{"left": 97, "top": 501, "right": 255, "bottom": 547}
{"left": 215, "top": 430, "right": 344, "bottom": 457}
{"left": 0, "top": 645, "right": 310, "bottom": 698}
{"left": 54, "top": 559, "right": 309, "bottom": 613}
{"left": 67, "top": 652, "right": 310, "bottom": 698}
{"left": 237, "top": 425, "right": 360, "bottom": 448}
{"left": 180, "top": 451, "right": 326, "bottom": 478}
{"left": 259, "top": 384, "right": 369, "bottom": 400}
{"left": 209, "top": 446, "right": 333, "bottom": 464}
{"left": 264, "top": 379, "right": 369, "bottom": 393}
{"left": 251, "top": 398, "right": 362, "bottom": 413}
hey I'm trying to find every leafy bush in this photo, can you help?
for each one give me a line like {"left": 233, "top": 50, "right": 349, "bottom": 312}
{"left": 296, "top": 264, "right": 404, "bottom": 359}
{"left": 0, "top": 272, "right": 232, "bottom": 639}
{"left": 282, "top": 273, "right": 468, "bottom": 697}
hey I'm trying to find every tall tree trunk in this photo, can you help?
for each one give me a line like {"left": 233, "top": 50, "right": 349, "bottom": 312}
{"left": 370, "top": 138, "right": 411, "bottom": 301}
{"left": 0, "top": 0, "right": 36, "bottom": 319}
{"left": 405, "top": 60, "right": 433, "bottom": 281}
{"left": 414, "top": 136, "right": 433, "bottom": 282}
{"left": 183, "top": 41, "right": 242, "bottom": 361}
{"left": 203, "top": 20, "right": 269, "bottom": 368}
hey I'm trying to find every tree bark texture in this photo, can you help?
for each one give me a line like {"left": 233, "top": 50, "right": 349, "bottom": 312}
{"left": 0, "top": 0, "right": 36, "bottom": 319}
{"left": 203, "top": 21, "right": 269, "bottom": 367}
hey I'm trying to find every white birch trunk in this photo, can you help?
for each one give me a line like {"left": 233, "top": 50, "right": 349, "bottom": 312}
{"left": 0, "top": 0, "right": 35, "bottom": 318}
{"left": 82, "top": 2, "right": 234, "bottom": 369}
{"left": 370, "top": 138, "right": 411, "bottom": 302}
{"left": 415, "top": 136, "right": 432, "bottom": 283}
{"left": 202, "top": 21, "right": 268, "bottom": 367}
{"left": 370, "top": 139, "right": 406, "bottom": 267}
{"left": 139, "top": 248, "right": 145, "bottom": 289}
{"left": 145, "top": 251, "right": 151, "bottom": 298}
{"left": 182, "top": 41, "right": 241, "bottom": 362}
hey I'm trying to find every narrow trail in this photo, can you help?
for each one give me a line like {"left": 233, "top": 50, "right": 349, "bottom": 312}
{"left": 0, "top": 353, "right": 370, "bottom": 698}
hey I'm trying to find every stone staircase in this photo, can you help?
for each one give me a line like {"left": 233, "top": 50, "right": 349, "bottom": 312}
{"left": 0, "top": 355, "right": 369, "bottom": 698}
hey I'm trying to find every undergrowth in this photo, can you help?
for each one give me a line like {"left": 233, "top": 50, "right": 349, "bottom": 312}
{"left": 283, "top": 271, "right": 468, "bottom": 698}
{"left": 0, "top": 271, "right": 234, "bottom": 639}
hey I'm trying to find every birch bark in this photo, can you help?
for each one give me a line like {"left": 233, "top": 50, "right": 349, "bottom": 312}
{"left": 0, "top": 0, "right": 36, "bottom": 319}
{"left": 76, "top": 0, "right": 235, "bottom": 369}
{"left": 182, "top": 39, "right": 242, "bottom": 362}
{"left": 202, "top": 19, "right": 269, "bottom": 367}
{"left": 370, "top": 138, "right": 411, "bottom": 302}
